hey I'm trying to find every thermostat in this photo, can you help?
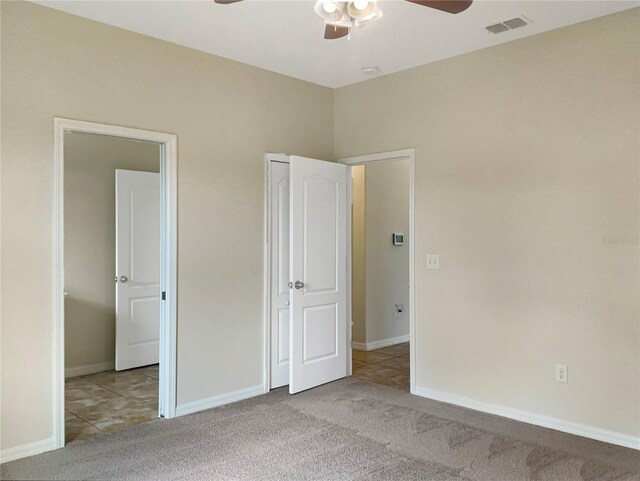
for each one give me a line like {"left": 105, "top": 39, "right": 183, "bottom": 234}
{"left": 392, "top": 233, "right": 404, "bottom": 246}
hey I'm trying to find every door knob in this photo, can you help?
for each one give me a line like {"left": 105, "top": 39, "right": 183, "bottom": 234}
{"left": 294, "top": 280, "right": 304, "bottom": 289}
{"left": 119, "top": 276, "right": 128, "bottom": 283}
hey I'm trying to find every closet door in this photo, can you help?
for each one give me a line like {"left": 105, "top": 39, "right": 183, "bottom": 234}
{"left": 270, "top": 160, "right": 291, "bottom": 388}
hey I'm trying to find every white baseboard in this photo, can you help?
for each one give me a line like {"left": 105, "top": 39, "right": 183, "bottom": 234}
{"left": 352, "top": 334, "right": 409, "bottom": 352}
{"left": 413, "top": 386, "right": 640, "bottom": 451}
{"left": 175, "top": 384, "right": 266, "bottom": 417}
{"left": 0, "top": 437, "right": 57, "bottom": 464}
{"left": 65, "top": 361, "right": 115, "bottom": 378}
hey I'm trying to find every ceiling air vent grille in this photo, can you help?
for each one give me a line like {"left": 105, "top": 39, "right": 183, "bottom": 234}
{"left": 486, "top": 16, "right": 529, "bottom": 34}
{"left": 503, "top": 17, "right": 528, "bottom": 29}
{"left": 486, "top": 23, "right": 509, "bottom": 34}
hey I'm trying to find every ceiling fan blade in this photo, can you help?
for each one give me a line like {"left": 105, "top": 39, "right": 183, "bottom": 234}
{"left": 214, "top": 0, "right": 243, "bottom": 4}
{"left": 324, "top": 24, "right": 349, "bottom": 40}
{"left": 406, "top": 0, "right": 472, "bottom": 14}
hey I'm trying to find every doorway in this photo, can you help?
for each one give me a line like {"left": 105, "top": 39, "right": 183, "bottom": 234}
{"left": 348, "top": 158, "right": 411, "bottom": 391}
{"left": 264, "top": 149, "right": 415, "bottom": 394}
{"left": 53, "top": 119, "right": 177, "bottom": 449}
{"left": 64, "top": 133, "right": 160, "bottom": 441}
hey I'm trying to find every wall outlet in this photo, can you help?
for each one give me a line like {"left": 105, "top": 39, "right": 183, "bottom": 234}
{"left": 555, "top": 364, "right": 568, "bottom": 384}
{"left": 426, "top": 254, "right": 440, "bottom": 270}
{"left": 395, "top": 304, "right": 404, "bottom": 316}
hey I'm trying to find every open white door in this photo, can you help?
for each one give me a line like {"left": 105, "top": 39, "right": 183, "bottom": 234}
{"left": 289, "top": 156, "right": 350, "bottom": 394}
{"left": 116, "top": 169, "right": 161, "bottom": 371}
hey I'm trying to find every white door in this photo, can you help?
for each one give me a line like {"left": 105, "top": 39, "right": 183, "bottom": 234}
{"left": 115, "top": 169, "right": 161, "bottom": 371}
{"left": 289, "top": 156, "right": 350, "bottom": 394}
{"left": 270, "top": 160, "right": 291, "bottom": 388}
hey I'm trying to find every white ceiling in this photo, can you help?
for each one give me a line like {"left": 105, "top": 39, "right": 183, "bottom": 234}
{"left": 34, "top": 0, "right": 638, "bottom": 88}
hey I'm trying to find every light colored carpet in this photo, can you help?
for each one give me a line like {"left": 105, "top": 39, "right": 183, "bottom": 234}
{"left": 2, "top": 378, "right": 638, "bottom": 480}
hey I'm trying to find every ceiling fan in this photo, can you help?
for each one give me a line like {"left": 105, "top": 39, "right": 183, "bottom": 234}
{"left": 213, "top": 0, "right": 473, "bottom": 40}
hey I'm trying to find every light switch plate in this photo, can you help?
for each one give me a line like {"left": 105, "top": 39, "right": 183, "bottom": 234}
{"left": 426, "top": 255, "right": 440, "bottom": 270}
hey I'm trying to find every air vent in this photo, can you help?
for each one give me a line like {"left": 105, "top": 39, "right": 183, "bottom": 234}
{"left": 486, "top": 16, "right": 529, "bottom": 34}
{"left": 486, "top": 23, "right": 509, "bottom": 34}
{"left": 503, "top": 17, "right": 528, "bottom": 29}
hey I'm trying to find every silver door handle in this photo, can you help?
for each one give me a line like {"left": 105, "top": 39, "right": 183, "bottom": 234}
{"left": 294, "top": 280, "right": 304, "bottom": 289}
{"left": 119, "top": 276, "right": 128, "bottom": 283}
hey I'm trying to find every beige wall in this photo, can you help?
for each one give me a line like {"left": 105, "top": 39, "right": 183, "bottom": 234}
{"left": 352, "top": 161, "right": 411, "bottom": 345}
{"left": 64, "top": 133, "right": 159, "bottom": 373}
{"left": 351, "top": 165, "right": 367, "bottom": 344}
{"left": 1, "top": 1, "right": 333, "bottom": 451}
{"left": 364, "top": 160, "right": 410, "bottom": 344}
{"left": 336, "top": 9, "right": 640, "bottom": 437}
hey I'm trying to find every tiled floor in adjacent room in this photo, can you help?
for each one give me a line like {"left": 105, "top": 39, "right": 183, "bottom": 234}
{"left": 65, "top": 364, "right": 159, "bottom": 443}
{"left": 352, "top": 342, "right": 410, "bottom": 391}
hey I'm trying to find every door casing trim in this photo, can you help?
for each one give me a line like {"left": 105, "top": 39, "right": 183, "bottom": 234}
{"left": 53, "top": 118, "right": 178, "bottom": 449}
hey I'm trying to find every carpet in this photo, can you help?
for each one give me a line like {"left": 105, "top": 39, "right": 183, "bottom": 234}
{"left": 2, "top": 378, "right": 638, "bottom": 480}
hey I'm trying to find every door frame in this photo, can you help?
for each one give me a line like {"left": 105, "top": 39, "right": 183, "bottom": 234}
{"left": 53, "top": 118, "right": 178, "bottom": 449}
{"left": 339, "top": 149, "right": 416, "bottom": 394}
{"left": 263, "top": 149, "right": 415, "bottom": 394}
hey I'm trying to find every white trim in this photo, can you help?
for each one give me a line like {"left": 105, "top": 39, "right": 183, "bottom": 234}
{"left": 64, "top": 361, "right": 115, "bottom": 378}
{"left": 341, "top": 149, "right": 416, "bottom": 166}
{"left": 175, "top": 385, "right": 266, "bottom": 417}
{"left": 263, "top": 155, "right": 271, "bottom": 393}
{"left": 413, "top": 386, "right": 640, "bottom": 450}
{"left": 351, "top": 335, "right": 410, "bottom": 352}
{"left": 0, "top": 437, "right": 57, "bottom": 464}
{"left": 339, "top": 148, "right": 416, "bottom": 394}
{"left": 346, "top": 164, "right": 353, "bottom": 377}
{"left": 159, "top": 136, "right": 179, "bottom": 421}
{"left": 53, "top": 118, "right": 178, "bottom": 453}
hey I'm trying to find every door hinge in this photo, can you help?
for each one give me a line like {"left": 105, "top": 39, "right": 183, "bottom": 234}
{"left": 162, "top": 291, "right": 166, "bottom": 301}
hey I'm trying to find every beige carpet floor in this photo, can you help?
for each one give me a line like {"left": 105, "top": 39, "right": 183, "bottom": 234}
{"left": 2, "top": 378, "right": 638, "bottom": 480}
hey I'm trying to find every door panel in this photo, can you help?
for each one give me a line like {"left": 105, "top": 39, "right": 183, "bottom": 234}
{"left": 116, "top": 169, "right": 160, "bottom": 371}
{"left": 303, "top": 178, "right": 338, "bottom": 292}
{"left": 289, "top": 156, "right": 349, "bottom": 394}
{"left": 270, "top": 161, "right": 291, "bottom": 388}
{"left": 130, "top": 188, "right": 161, "bottom": 283}
{"left": 303, "top": 304, "right": 338, "bottom": 362}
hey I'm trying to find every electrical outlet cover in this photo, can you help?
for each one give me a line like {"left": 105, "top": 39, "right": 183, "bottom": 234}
{"left": 555, "top": 364, "right": 568, "bottom": 384}
{"left": 426, "top": 254, "right": 440, "bottom": 270}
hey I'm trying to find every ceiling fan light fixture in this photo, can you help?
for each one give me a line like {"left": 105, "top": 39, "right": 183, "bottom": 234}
{"left": 323, "top": 2, "right": 337, "bottom": 13}
{"left": 315, "top": 1, "right": 344, "bottom": 22}
{"left": 353, "top": 0, "right": 369, "bottom": 10}
{"left": 347, "top": 0, "right": 377, "bottom": 19}
{"left": 353, "top": 5, "right": 382, "bottom": 26}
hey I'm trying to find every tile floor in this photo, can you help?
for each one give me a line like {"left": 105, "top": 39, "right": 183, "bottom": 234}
{"left": 352, "top": 342, "right": 410, "bottom": 391}
{"left": 65, "top": 364, "right": 159, "bottom": 443}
